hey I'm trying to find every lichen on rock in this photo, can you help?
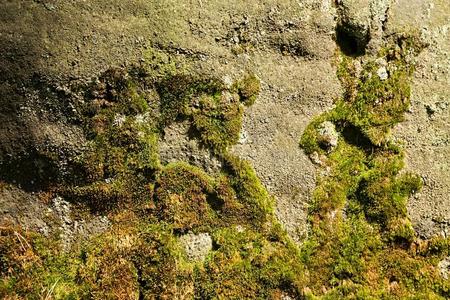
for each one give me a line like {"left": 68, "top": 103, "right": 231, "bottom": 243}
{"left": 179, "top": 232, "right": 212, "bottom": 262}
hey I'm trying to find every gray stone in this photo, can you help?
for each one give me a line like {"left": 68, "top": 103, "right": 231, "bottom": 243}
{"left": 338, "top": 0, "right": 372, "bottom": 47}
{"left": 438, "top": 257, "right": 450, "bottom": 279}
{"left": 338, "top": 0, "right": 390, "bottom": 53}
{"left": 159, "top": 121, "right": 222, "bottom": 174}
{"left": 318, "top": 121, "right": 339, "bottom": 150}
{"left": 179, "top": 232, "right": 212, "bottom": 262}
{"left": 377, "top": 66, "right": 388, "bottom": 80}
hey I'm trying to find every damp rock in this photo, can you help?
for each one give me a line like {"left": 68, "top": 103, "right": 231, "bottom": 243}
{"left": 179, "top": 232, "right": 212, "bottom": 262}
{"left": 317, "top": 121, "right": 339, "bottom": 151}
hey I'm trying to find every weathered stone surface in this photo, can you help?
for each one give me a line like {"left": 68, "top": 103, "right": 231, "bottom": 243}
{"left": 389, "top": 0, "right": 450, "bottom": 239}
{"left": 0, "top": 0, "right": 448, "bottom": 247}
{"left": 318, "top": 121, "right": 339, "bottom": 150}
{"left": 179, "top": 232, "right": 212, "bottom": 262}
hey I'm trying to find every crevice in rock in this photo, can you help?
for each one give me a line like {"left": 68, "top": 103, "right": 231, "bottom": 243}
{"left": 335, "top": 23, "right": 369, "bottom": 56}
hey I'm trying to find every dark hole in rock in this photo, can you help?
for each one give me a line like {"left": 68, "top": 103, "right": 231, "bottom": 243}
{"left": 173, "top": 228, "right": 188, "bottom": 236}
{"left": 211, "top": 238, "right": 220, "bottom": 251}
{"left": 335, "top": 24, "right": 369, "bottom": 56}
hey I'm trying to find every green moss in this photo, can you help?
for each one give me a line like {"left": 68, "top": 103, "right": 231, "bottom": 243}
{"left": 155, "top": 72, "right": 251, "bottom": 154}
{"left": 222, "top": 154, "right": 274, "bottom": 227}
{"left": 333, "top": 40, "right": 420, "bottom": 146}
{"left": 66, "top": 67, "right": 162, "bottom": 211}
{"left": 297, "top": 35, "right": 450, "bottom": 298}
{"left": 156, "top": 74, "right": 224, "bottom": 127}
{"left": 153, "top": 158, "right": 276, "bottom": 232}
{"left": 358, "top": 166, "right": 422, "bottom": 230}
{"left": 234, "top": 73, "right": 261, "bottom": 106}
{"left": 195, "top": 227, "right": 306, "bottom": 299}
{"left": 190, "top": 93, "right": 243, "bottom": 153}
{"left": 299, "top": 113, "right": 332, "bottom": 155}
{"left": 154, "top": 162, "right": 217, "bottom": 232}
{"left": 0, "top": 227, "right": 88, "bottom": 299}
{"left": 5, "top": 35, "right": 441, "bottom": 299}
{"left": 127, "top": 222, "right": 193, "bottom": 299}
{"left": 330, "top": 215, "right": 381, "bottom": 284}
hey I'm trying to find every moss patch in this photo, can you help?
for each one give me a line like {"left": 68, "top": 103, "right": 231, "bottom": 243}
{"left": 298, "top": 34, "right": 450, "bottom": 298}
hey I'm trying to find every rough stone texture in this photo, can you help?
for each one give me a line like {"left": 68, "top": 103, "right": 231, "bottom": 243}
{"left": 0, "top": 186, "right": 110, "bottom": 249}
{"left": 159, "top": 121, "right": 222, "bottom": 174}
{"left": 232, "top": 58, "right": 340, "bottom": 242}
{"left": 0, "top": 0, "right": 448, "bottom": 245}
{"left": 337, "top": 0, "right": 390, "bottom": 53}
{"left": 318, "top": 121, "right": 339, "bottom": 150}
{"left": 376, "top": 66, "right": 388, "bottom": 80}
{"left": 51, "top": 196, "right": 110, "bottom": 249}
{"left": 338, "top": 0, "right": 372, "bottom": 39}
{"left": 438, "top": 257, "right": 450, "bottom": 280}
{"left": 0, "top": 185, "right": 52, "bottom": 235}
{"left": 179, "top": 232, "right": 212, "bottom": 262}
{"left": 388, "top": 0, "right": 450, "bottom": 239}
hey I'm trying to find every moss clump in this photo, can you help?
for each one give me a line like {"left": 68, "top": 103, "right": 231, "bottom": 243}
{"left": 190, "top": 93, "right": 243, "bottom": 153}
{"left": 64, "top": 68, "right": 160, "bottom": 212}
{"left": 154, "top": 162, "right": 216, "bottom": 232}
{"left": 234, "top": 73, "right": 261, "bottom": 106}
{"left": 195, "top": 227, "right": 306, "bottom": 299}
{"left": 299, "top": 113, "right": 333, "bottom": 155}
{"left": 156, "top": 72, "right": 259, "bottom": 154}
{"left": 222, "top": 154, "right": 274, "bottom": 227}
{"left": 156, "top": 74, "right": 224, "bottom": 127}
{"left": 0, "top": 226, "right": 88, "bottom": 299}
{"left": 153, "top": 156, "right": 275, "bottom": 232}
{"left": 332, "top": 34, "right": 425, "bottom": 146}
{"left": 297, "top": 34, "right": 450, "bottom": 298}
{"left": 310, "top": 141, "right": 368, "bottom": 215}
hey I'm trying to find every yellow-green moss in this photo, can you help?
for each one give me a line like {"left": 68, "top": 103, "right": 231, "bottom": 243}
{"left": 234, "top": 73, "right": 261, "bottom": 106}
{"left": 194, "top": 226, "right": 306, "bottom": 299}
{"left": 4, "top": 35, "right": 442, "bottom": 299}
{"left": 222, "top": 154, "right": 274, "bottom": 227}
{"left": 154, "top": 162, "right": 216, "bottom": 232}
{"left": 0, "top": 227, "right": 88, "bottom": 299}
{"left": 297, "top": 34, "right": 449, "bottom": 298}
{"left": 190, "top": 93, "right": 244, "bottom": 153}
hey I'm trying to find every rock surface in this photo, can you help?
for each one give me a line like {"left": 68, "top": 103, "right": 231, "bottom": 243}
{"left": 179, "top": 232, "right": 213, "bottom": 262}
{"left": 0, "top": 0, "right": 448, "bottom": 250}
{"left": 389, "top": 0, "right": 450, "bottom": 239}
{"left": 318, "top": 121, "right": 339, "bottom": 151}
{"left": 159, "top": 121, "right": 222, "bottom": 174}
{"left": 438, "top": 257, "right": 450, "bottom": 279}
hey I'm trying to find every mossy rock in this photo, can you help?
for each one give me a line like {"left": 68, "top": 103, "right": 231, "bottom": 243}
{"left": 191, "top": 92, "right": 243, "bottom": 154}
{"left": 195, "top": 227, "right": 306, "bottom": 299}
{"left": 154, "top": 162, "right": 217, "bottom": 231}
{"left": 234, "top": 73, "right": 261, "bottom": 106}
{"left": 222, "top": 154, "right": 274, "bottom": 228}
